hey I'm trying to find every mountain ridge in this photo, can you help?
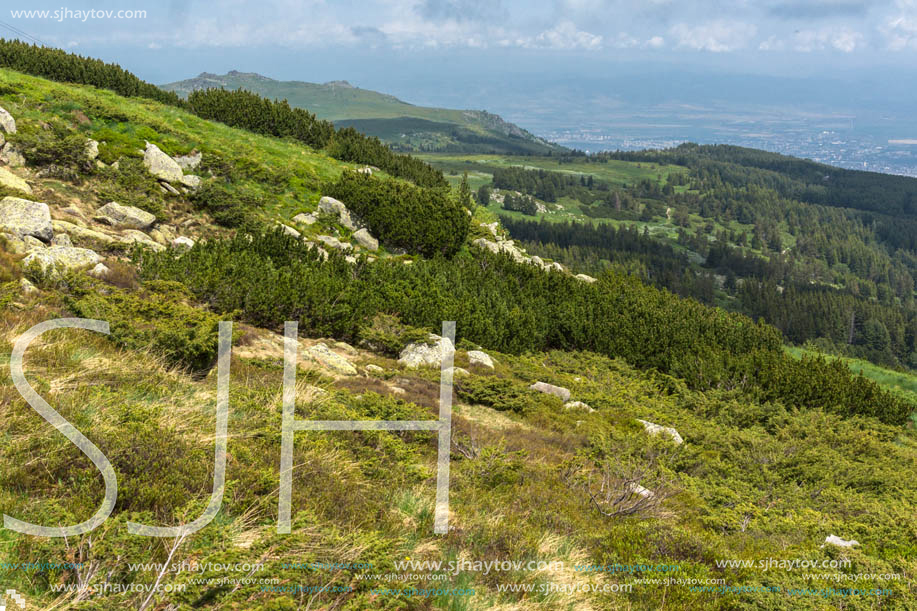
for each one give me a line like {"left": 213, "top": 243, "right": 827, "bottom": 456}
{"left": 160, "top": 70, "right": 565, "bottom": 155}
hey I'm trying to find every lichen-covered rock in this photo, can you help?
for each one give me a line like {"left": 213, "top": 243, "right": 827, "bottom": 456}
{"left": 89, "top": 263, "right": 110, "bottom": 278}
{"left": 564, "top": 400, "right": 594, "bottom": 413}
{"left": 173, "top": 150, "right": 202, "bottom": 170}
{"left": 0, "top": 166, "right": 31, "bottom": 194}
{"left": 0, "top": 197, "right": 53, "bottom": 242}
{"left": 278, "top": 224, "right": 301, "bottom": 238}
{"left": 306, "top": 343, "right": 357, "bottom": 376}
{"left": 120, "top": 230, "right": 166, "bottom": 252}
{"left": 22, "top": 246, "right": 102, "bottom": 273}
{"left": 399, "top": 334, "right": 455, "bottom": 368}
{"left": 352, "top": 228, "right": 379, "bottom": 251}
{"left": 316, "top": 234, "right": 352, "bottom": 251}
{"left": 0, "top": 143, "right": 25, "bottom": 167}
{"left": 52, "top": 220, "right": 116, "bottom": 245}
{"left": 19, "top": 277, "right": 38, "bottom": 295}
{"left": 51, "top": 233, "right": 72, "bottom": 247}
{"left": 143, "top": 142, "right": 183, "bottom": 182}
{"left": 529, "top": 381, "right": 571, "bottom": 402}
{"left": 171, "top": 236, "right": 195, "bottom": 250}
{"left": 636, "top": 419, "right": 684, "bottom": 445}
{"left": 575, "top": 273, "right": 597, "bottom": 283}
{"left": 318, "top": 196, "right": 360, "bottom": 230}
{"left": 467, "top": 350, "right": 494, "bottom": 369}
{"left": 85, "top": 139, "right": 99, "bottom": 160}
{"left": 179, "top": 174, "right": 201, "bottom": 190}
{"left": 94, "top": 201, "right": 156, "bottom": 230}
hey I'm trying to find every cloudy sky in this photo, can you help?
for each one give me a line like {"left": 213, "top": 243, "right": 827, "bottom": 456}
{"left": 2, "top": 0, "right": 915, "bottom": 140}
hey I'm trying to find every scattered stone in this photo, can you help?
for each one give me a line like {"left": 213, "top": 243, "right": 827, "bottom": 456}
{"left": 0, "top": 143, "right": 25, "bottom": 167}
{"left": 481, "top": 221, "right": 499, "bottom": 237}
{"left": 575, "top": 273, "right": 597, "bottom": 283}
{"left": 120, "top": 230, "right": 166, "bottom": 251}
{"left": 148, "top": 228, "right": 168, "bottom": 245}
{"left": 0, "top": 197, "right": 53, "bottom": 242}
{"left": 823, "top": 535, "right": 859, "bottom": 548}
{"left": 0, "top": 166, "right": 31, "bottom": 194}
{"left": 636, "top": 419, "right": 684, "bottom": 445}
{"left": 19, "top": 277, "right": 38, "bottom": 295}
{"left": 352, "top": 228, "right": 379, "bottom": 251}
{"left": 345, "top": 255, "right": 358, "bottom": 264}
{"left": 356, "top": 166, "right": 373, "bottom": 175}
{"left": 0, "top": 106, "right": 16, "bottom": 133}
{"left": 278, "top": 223, "right": 301, "bottom": 238}
{"left": 564, "top": 401, "right": 595, "bottom": 413}
{"left": 389, "top": 386, "right": 406, "bottom": 394}
{"left": 316, "top": 234, "right": 352, "bottom": 251}
{"left": 306, "top": 343, "right": 358, "bottom": 376}
{"left": 171, "top": 236, "right": 195, "bottom": 250}
{"left": 551, "top": 262, "right": 564, "bottom": 272}
{"left": 365, "top": 364, "right": 385, "bottom": 374}
{"left": 89, "top": 263, "right": 110, "bottom": 278}
{"left": 173, "top": 150, "right": 202, "bottom": 170}
{"left": 531, "top": 255, "right": 544, "bottom": 267}
{"left": 51, "top": 220, "right": 116, "bottom": 245}
{"left": 529, "top": 381, "right": 571, "bottom": 402}
{"left": 160, "top": 181, "right": 181, "bottom": 196}
{"left": 472, "top": 237, "right": 527, "bottom": 264}
{"left": 51, "top": 233, "right": 72, "bottom": 247}
{"left": 94, "top": 201, "right": 156, "bottom": 230}
{"left": 22, "top": 246, "right": 102, "bottom": 273}
{"left": 179, "top": 174, "right": 201, "bottom": 190}
{"left": 143, "top": 142, "right": 183, "bottom": 182}
{"left": 399, "top": 334, "right": 455, "bottom": 368}
{"left": 292, "top": 212, "right": 318, "bottom": 225}
{"left": 467, "top": 350, "right": 495, "bottom": 369}
{"left": 85, "top": 139, "right": 99, "bottom": 160}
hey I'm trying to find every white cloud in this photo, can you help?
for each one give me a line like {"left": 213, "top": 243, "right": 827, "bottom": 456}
{"left": 645, "top": 35, "right": 665, "bottom": 48}
{"left": 669, "top": 20, "right": 757, "bottom": 52}
{"left": 882, "top": 0, "right": 917, "bottom": 49}
{"left": 527, "top": 21, "right": 604, "bottom": 50}
{"left": 793, "top": 27, "right": 863, "bottom": 52}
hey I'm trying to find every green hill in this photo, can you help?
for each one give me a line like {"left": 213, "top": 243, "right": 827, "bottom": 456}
{"left": 0, "top": 44, "right": 916, "bottom": 611}
{"left": 160, "top": 71, "right": 564, "bottom": 155}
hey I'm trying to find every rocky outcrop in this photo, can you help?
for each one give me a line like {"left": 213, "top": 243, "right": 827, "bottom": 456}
{"left": 636, "top": 419, "right": 684, "bottom": 445}
{"left": 0, "top": 166, "right": 31, "bottom": 194}
{"left": 94, "top": 201, "right": 156, "bottom": 230}
{"left": 143, "top": 142, "right": 183, "bottom": 182}
{"left": 306, "top": 343, "right": 357, "bottom": 376}
{"left": 0, "top": 197, "right": 53, "bottom": 242}
{"left": 318, "top": 196, "right": 360, "bottom": 231}
{"left": 399, "top": 334, "right": 455, "bottom": 368}
{"left": 173, "top": 150, "right": 202, "bottom": 170}
{"left": 529, "top": 381, "right": 571, "bottom": 402}
{"left": 0, "top": 106, "right": 16, "bottom": 133}
{"left": 51, "top": 234, "right": 72, "bottom": 247}
{"left": 23, "top": 246, "right": 102, "bottom": 273}
{"left": 467, "top": 350, "right": 494, "bottom": 369}
{"left": 472, "top": 237, "right": 527, "bottom": 264}
{"left": 352, "top": 228, "right": 379, "bottom": 251}
{"left": 575, "top": 274, "right": 597, "bottom": 283}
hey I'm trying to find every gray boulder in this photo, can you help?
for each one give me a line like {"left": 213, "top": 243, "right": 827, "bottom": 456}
{"left": 352, "top": 228, "right": 379, "bottom": 251}
{"left": 85, "top": 139, "right": 99, "bottom": 160}
{"left": 278, "top": 224, "right": 301, "bottom": 238}
{"left": 94, "top": 201, "right": 156, "bottom": 230}
{"left": 318, "top": 196, "right": 359, "bottom": 230}
{"left": 399, "top": 334, "right": 455, "bottom": 369}
{"left": 0, "top": 106, "right": 16, "bottom": 133}
{"left": 529, "top": 381, "right": 571, "bottom": 402}
{"left": 636, "top": 419, "right": 684, "bottom": 445}
{"left": 51, "top": 220, "right": 116, "bottom": 245}
{"left": 143, "top": 142, "right": 183, "bottom": 182}
{"left": 19, "top": 277, "right": 38, "bottom": 295}
{"left": 575, "top": 274, "right": 597, "bottom": 283}
{"left": 51, "top": 233, "right": 72, "bottom": 247}
{"left": 89, "top": 263, "right": 110, "bottom": 278}
{"left": 0, "top": 197, "right": 53, "bottom": 242}
{"left": 467, "top": 350, "right": 494, "bottom": 369}
{"left": 120, "top": 230, "right": 166, "bottom": 251}
{"left": 564, "top": 400, "right": 595, "bottom": 413}
{"left": 823, "top": 534, "right": 859, "bottom": 548}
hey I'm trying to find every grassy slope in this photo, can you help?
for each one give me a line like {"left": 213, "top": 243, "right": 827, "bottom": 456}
{"left": 0, "top": 71, "right": 916, "bottom": 610}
